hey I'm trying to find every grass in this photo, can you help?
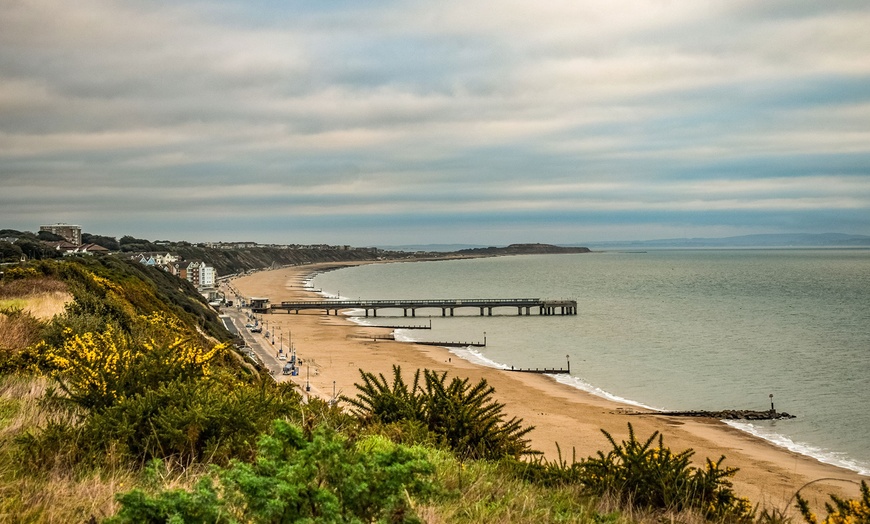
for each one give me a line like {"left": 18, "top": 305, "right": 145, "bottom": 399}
{"left": 0, "top": 374, "right": 209, "bottom": 521}
{"left": 0, "top": 277, "right": 71, "bottom": 353}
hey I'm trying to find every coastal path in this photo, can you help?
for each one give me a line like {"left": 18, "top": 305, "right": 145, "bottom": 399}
{"left": 265, "top": 298, "right": 578, "bottom": 317}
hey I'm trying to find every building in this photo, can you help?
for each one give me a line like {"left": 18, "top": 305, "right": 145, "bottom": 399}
{"left": 43, "top": 241, "right": 109, "bottom": 256}
{"left": 175, "top": 260, "right": 216, "bottom": 291}
{"left": 39, "top": 223, "right": 82, "bottom": 245}
{"left": 200, "top": 264, "right": 215, "bottom": 289}
{"left": 177, "top": 261, "right": 201, "bottom": 288}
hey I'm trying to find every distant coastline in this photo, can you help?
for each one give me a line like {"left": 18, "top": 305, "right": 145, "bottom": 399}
{"left": 379, "top": 233, "right": 870, "bottom": 252}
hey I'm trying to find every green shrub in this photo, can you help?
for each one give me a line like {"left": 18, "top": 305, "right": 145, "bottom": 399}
{"left": 83, "top": 376, "right": 302, "bottom": 465}
{"left": 581, "top": 423, "right": 752, "bottom": 520}
{"left": 348, "top": 366, "right": 425, "bottom": 425}
{"left": 346, "top": 366, "right": 535, "bottom": 460}
{"left": 797, "top": 480, "right": 870, "bottom": 524}
{"left": 108, "top": 420, "right": 436, "bottom": 523}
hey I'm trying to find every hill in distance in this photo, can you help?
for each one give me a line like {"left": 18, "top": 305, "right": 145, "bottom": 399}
{"left": 577, "top": 233, "right": 870, "bottom": 249}
{"left": 382, "top": 233, "right": 870, "bottom": 252}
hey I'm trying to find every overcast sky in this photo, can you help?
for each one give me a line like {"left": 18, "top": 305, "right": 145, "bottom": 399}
{"left": 2, "top": 1, "right": 869, "bottom": 246}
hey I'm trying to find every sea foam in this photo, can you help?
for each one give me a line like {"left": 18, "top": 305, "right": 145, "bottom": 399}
{"left": 724, "top": 421, "right": 870, "bottom": 476}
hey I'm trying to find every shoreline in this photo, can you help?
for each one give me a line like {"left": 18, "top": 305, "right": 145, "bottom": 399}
{"left": 226, "top": 261, "right": 867, "bottom": 512}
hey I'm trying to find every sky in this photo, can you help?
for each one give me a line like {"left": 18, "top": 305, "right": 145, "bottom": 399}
{"left": 2, "top": 0, "right": 870, "bottom": 246}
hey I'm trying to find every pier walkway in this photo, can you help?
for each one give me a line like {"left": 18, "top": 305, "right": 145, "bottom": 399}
{"left": 267, "top": 298, "right": 577, "bottom": 317}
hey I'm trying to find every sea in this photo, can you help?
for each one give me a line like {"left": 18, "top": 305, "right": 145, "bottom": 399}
{"left": 311, "top": 249, "right": 870, "bottom": 475}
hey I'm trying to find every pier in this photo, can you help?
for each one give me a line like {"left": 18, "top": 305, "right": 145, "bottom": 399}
{"left": 268, "top": 298, "right": 578, "bottom": 317}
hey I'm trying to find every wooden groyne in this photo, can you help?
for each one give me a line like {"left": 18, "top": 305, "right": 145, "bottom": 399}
{"left": 376, "top": 321, "right": 432, "bottom": 330}
{"left": 507, "top": 366, "right": 570, "bottom": 375}
{"left": 415, "top": 340, "right": 486, "bottom": 348}
{"left": 346, "top": 333, "right": 396, "bottom": 342}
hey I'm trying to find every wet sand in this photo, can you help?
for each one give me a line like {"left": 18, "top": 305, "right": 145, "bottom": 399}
{"left": 226, "top": 262, "right": 867, "bottom": 513}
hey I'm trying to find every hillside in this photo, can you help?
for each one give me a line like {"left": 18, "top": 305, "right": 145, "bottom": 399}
{"left": 455, "top": 243, "right": 592, "bottom": 256}
{"left": 170, "top": 245, "right": 414, "bottom": 276}
{"left": 0, "top": 256, "right": 232, "bottom": 356}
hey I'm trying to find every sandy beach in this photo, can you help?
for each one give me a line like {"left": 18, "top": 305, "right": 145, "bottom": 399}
{"left": 226, "top": 261, "right": 868, "bottom": 513}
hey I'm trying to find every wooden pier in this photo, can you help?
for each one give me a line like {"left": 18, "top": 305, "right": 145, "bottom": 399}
{"left": 267, "top": 298, "right": 578, "bottom": 317}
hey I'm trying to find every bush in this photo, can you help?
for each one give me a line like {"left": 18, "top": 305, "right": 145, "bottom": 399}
{"left": 797, "top": 480, "right": 870, "bottom": 524}
{"left": 42, "top": 313, "right": 228, "bottom": 412}
{"left": 581, "top": 424, "right": 752, "bottom": 520}
{"left": 107, "top": 420, "right": 436, "bottom": 523}
{"left": 85, "top": 376, "right": 302, "bottom": 465}
{"left": 346, "top": 366, "right": 535, "bottom": 460}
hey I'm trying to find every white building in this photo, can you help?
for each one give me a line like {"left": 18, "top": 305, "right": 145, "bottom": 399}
{"left": 199, "top": 264, "right": 215, "bottom": 289}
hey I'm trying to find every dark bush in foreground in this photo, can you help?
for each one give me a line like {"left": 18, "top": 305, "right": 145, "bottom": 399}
{"left": 346, "top": 365, "right": 535, "bottom": 460}
{"left": 582, "top": 424, "right": 752, "bottom": 520}
{"left": 797, "top": 480, "right": 869, "bottom": 524}
{"left": 107, "top": 421, "right": 436, "bottom": 523}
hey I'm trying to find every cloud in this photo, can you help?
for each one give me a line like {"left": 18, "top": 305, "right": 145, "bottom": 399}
{"left": 1, "top": 0, "right": 869, "bottom": 243}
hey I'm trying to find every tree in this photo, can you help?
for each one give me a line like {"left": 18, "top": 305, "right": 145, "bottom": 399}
{"left": 82, "top": 233, "right": 120, "bottom": 251}
{"left": 15, "top": 239, "right": 58, "bottom": 260}
{"left": 0, "top": 241, "right": 24, "bottom": 262}
{"left": 119, "top": 235, "right": 155, "bottom": 252}
{"left": 37, "top": 230, "right": 65, "bottom": 242}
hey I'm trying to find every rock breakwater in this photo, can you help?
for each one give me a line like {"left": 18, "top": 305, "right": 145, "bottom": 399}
{"left": 642, "top": 410, "right": 796, "bottom": 420}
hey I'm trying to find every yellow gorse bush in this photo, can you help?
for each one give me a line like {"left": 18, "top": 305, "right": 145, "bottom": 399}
{"left": 47, "top": 312, "right": 228, "bottom": 411}
{"left": 798, "top": 481, "right": 870, "bottom": 524}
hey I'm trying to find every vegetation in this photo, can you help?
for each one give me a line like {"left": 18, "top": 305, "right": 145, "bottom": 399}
{"left": 82, "top": 233, "right": 121, "bottom": 251}
{"left": 346, "top": 366, "right": 534, "bottom": 460}
{"left": 107, "top": 424, "right": 436, "bottom": 523}
{"left": 0, "top": 255, "right": 858, "bottom": 522}
{"left": 798, "top": 481, "right": 869, "bottom": 524}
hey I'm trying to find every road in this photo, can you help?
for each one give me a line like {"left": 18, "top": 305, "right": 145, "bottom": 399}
{"left": 219, "top": 306, "right": 328, "bottom": 402}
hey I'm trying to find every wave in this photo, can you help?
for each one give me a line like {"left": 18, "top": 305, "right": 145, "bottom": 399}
{"left": 447, "top": 347, "right": 511, "bottom": 370}
{"left": 723, "top": 421, "right": 870, "bottom": 476}
{"left": 549, "top": 374, "right": 665, "bottom": 412}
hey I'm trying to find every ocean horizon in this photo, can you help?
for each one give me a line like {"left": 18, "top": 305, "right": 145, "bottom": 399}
{"left": 312, "top": 248, "right": 870, "bottom": 476}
